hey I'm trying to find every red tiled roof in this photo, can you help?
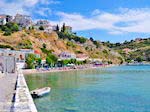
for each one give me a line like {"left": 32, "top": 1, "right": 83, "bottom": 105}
{"left": 0, "top": 16, "right": 5, "bottom": 18}
{"left": 34, "top": 50, "right": 40, "bottom": 54}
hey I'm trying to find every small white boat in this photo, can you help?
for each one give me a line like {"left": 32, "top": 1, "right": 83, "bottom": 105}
{"left": 30, "top": 87, "right": 51, "bottom": 98}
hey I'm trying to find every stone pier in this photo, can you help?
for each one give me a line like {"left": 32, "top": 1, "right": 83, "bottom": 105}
{"left": 0, "top": 70, "right": 38, "bottom": 112}
{"left": 11, "top": 70, "right": 38, "bottom": 112}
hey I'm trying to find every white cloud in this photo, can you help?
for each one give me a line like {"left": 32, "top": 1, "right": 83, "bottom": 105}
{"left": 92, "top": 9, "right": 102, "bottom": 15}
{"left": 50, "top": 8, "right": 150, "bottom": 35}
{"left": 0, "top": 0, "right": 59, "bottom": 16}
{"left": 0, "top": 1, "right": 149, "bottom": 35}
{"left": 36, "top": 8, "right": 52, "bottom": 17}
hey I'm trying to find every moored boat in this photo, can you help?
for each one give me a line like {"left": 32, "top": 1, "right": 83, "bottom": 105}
{"left": 30, "top": 87, "right": 51, "bottom": 98}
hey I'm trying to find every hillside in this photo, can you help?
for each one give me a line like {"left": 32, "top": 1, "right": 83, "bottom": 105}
{"left": 0, "top": 30, "right": 123, "bottom": 64}
{"left": 104, "top": 38, "right": 150, "bottom": 62}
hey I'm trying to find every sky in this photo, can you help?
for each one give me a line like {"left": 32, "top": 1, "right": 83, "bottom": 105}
{"left": 0, "top": 0, "right": 150, "bottom": 43}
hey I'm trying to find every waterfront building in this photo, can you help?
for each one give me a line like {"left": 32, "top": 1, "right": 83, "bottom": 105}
{"left": 59, "top": 52, "right": 76, "bottom": 60}
{"left": 14, "top": 14, "right": 32, "bottom": 29}
{"left": 0, "top": 49, "right": 39, "bottom": 68}
{"left": 0, "top": 56, "right": 16, "bottom": 73}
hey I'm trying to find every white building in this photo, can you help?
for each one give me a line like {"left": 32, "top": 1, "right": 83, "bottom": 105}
{"left": 0, "top": 15, "right": 7, "bottom": 25}
{"left": 0, "top": 49, "right": 39, "bottom": 68}
{"left": 0, "top": 15, "right": 13, "bottom": 25}
{"left": 34, "top": 20, "right": 53, "bottom": 33}
{"left": 0, "top": 56, "right": 16, "bottom": 73}
{"left": 52, "top": 25, "right": 58, "bottom": 31}
{"left": 59, "top": 52, "right": 76, "bottom": 60}
{"left": 14, "top": 14, "right": 32, "bottom": 29}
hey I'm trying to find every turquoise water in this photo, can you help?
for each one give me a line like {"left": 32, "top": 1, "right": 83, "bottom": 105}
{"left": 25, "top": 66, "right": 150, "bottom": 112}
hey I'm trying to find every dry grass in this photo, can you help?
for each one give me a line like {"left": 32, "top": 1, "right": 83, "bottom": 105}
{"left": 0, "top": 30, "right": 122, "bottom": 63}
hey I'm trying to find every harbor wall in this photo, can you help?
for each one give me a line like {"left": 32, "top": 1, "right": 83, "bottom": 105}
{"left": 11, "top": 69, "right": 38, "bottom": 112}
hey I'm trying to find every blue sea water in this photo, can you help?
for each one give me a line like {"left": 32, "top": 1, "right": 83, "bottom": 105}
{"left": 25, "top": 65, "right": 150, "bottom": 112}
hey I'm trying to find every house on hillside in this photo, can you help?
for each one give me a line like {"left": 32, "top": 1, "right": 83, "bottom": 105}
{"left": 0, "top": 16, "right": 6, "bottom": 25}
{"left": 0, "top": 15, "right": 13, "bottom": 25}
{"left": 65, "top": 26, "right": 72, "bottom": 33}
{"left": 34, "top": 20, "right": 53, "bottom": 33}
{"left": 52, "top": 25, "right": 58, "bottom": 31}
{"left": 135, "top": 38, "right": 143, "bottom": 42}
{"left": 13, "top": 14, "right": 32, "bottom": 29}
{"left": 61, "top": 25, "right": 72, "bottom": 33}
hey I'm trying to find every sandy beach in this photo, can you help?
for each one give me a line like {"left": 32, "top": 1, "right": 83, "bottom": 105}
{"left": 23, "top": 64, "right": 117, "bottom": 75}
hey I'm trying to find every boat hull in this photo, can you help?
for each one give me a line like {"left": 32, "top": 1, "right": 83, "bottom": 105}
{"left": 31, "top": 87, "right": 51, "bottom": 98}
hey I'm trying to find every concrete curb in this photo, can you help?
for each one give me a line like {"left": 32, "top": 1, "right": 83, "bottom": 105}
{"left": 11, "top": 70, "right": 38, "bottom": 112}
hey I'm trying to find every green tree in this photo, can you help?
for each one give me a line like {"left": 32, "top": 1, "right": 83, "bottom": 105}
{"left": 3, "top": 31, "right": 11, "bottom": 36}
{"left": 56, "top": 24, "right": 59, "bottom": 32}
{"left": 32, "top": 26, "right": 34, "bottom": 30}
{"left": 46, "top": 53, "right": 58, "bottom": 66}
{"left": 90, "top": 37, "right": 94, "bottom": 42}
{"left": 61, "top": 23, "right": 66, "bottom": 32}
{"left": 1, "top": 22, "right": 19, "bottom": 36}
{"left": 136, "top": 57, "right": 143, "bottom": 62}
{"left": 1, "top": 26, "right": 8, "bottom": 31}
{"left": 93, "top": 40, "right": 99, "bottom": 48}
{"left": 42, "top": 43, "right": 47, "bottom": 49}
{"left": 39, "top": 26, "right": 44, "bottom": 30}
{"left": 26, "top": 54, "right": 36, "bottom": 69}
{"left": 62, "top": 59, "right": 69, "bottom": 65}
{"left": 11, "top": 23, "right": 19, "bottom": 32}
{"left": 46, "top": 57, "right": 53, "bottom": 66}
{"left": 36, "top": 58, "right": 42, "bottom": 65}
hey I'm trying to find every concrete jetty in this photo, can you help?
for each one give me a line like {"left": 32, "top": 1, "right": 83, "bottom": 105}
{"left": 11, "top": 70, "right": 38, "bottom": 112}
{"left": 0, "top": 70, "right": 38, "bottom": 112}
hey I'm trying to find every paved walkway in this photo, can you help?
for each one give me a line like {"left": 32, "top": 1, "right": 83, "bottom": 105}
{"left": 12, "top": 71, "right": 37, "bottom": 112}
{"left": 0, "top": 73, "right": 17, "bottom": 111}
{"left": 0, "top": 70, "right": 37, "bottom": 112}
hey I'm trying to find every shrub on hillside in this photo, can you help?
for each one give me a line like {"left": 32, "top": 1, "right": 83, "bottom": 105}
{"left": 57, "top": 32, "right": 87, "bottom": 44}
{"left": 3, "top": 30, "right": 12, "bottom": 36}
{"left": 39, "top": 26, "right": 44, "bottom": 30}
{"left": 18, "top": 40, "right": 33, "bottom": 49}
{"left": 0, "top": 22, "right": 19, "bottom": 36}
{"left": 0, "top": 44, "right": 14, "bottom": 49}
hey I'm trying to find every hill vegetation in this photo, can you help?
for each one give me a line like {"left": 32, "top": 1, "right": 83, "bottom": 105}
{"left": 103, "top": 38, "right": 150, "bottom": 63}
{"left": 2, "top": 22, "right": 149, "bottom": 65}
{"left": 0, "top": 27, "right": 123, "bottom": 65}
